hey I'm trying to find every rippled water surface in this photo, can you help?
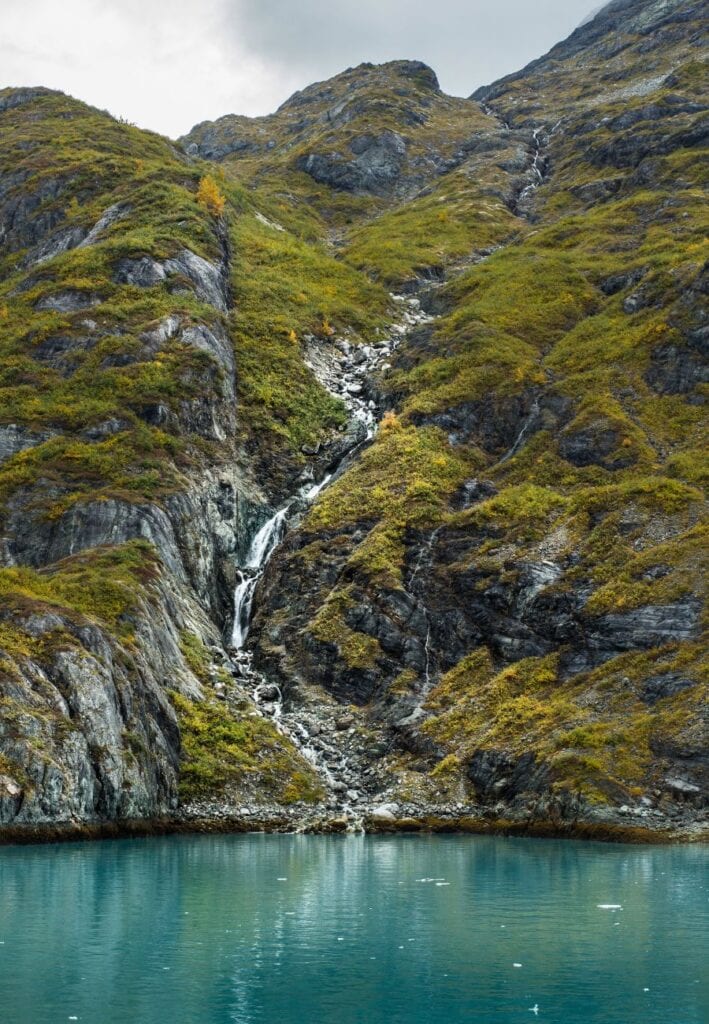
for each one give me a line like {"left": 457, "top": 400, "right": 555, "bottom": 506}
{"left": 1, "top": 834, "right": 707, "bottom": 1023}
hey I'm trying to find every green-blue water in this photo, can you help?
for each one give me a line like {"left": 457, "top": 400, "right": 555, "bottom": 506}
{"left": 0, "top": 835, "right": 706, "bottom": 1023}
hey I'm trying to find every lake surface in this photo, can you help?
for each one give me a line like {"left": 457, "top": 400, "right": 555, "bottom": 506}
{"left": 0, "top": 834, "right": 706, "bottom": 1023}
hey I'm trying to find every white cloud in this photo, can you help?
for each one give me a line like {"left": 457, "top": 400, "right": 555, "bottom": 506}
{"left": 1, "top": 0, "right": 598, "bottom": 137}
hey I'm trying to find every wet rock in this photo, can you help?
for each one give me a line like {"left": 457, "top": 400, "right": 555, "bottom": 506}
{"left": 645, "top": 343, "right": 709, "bottom": 395}
{"left": 32, "top": 332, "right": 98, "bottom": 374}
{"left": 164, "top": 249, "right": 229, "bottom": 311}
{"left": 600, "top": 266, "right": 647, "bottom": 296}
{"left": 587, "top": 601, "right": 701, "bottom": 655}
{"left": 665, "top": 777, "right": 702, "bottom": 800}
{"left": 25, "top": 225, "right": 87, "bottom": 267}
{"left": 454, "top": 478, "right": 498, "bottom": 509}
{"left": 0, "top": 171, "right": 67, "bottom": 253}
{"left": 370, "top": 802, "right": 399, "bottom": 821}
{"left": 467, "top": 750, "right": 550, "bottom": 801}
{"left": 641, "top": 673, "right": 697, "bottom": 705}
{"left": 180, "top": 323, "right": 235, "bottom": 384}
{"left": 559, "top": 421, "right": 632, "bottom": 470}
{"left": 77, "top": 202, "right": 130, "bottom": 247}
{"left": 569, "top": 177, "right": 622, "bottom": 204}
{"left": 255, "top": 683, "right": 281, "bottom": 703}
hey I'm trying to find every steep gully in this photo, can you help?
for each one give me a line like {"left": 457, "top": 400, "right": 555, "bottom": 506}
{"left": 480, "top": 101, "right": 559, "bottom": 215}
{"left": 214, "top": 295, "right": 434, "bottom": 826}
{"left": 198, "top": 110, "right": 555, "bottom": 826}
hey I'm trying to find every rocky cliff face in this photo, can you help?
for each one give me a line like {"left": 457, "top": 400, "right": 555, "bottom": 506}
{"left": 0, "top": 0, "right": 706, "bottom": 841}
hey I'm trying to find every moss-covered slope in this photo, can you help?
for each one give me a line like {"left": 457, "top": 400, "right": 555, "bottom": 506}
{"left": 249, "top": 1, "right": 708, "bottom": 827}
{"left": 0, "top": 87, "right": 382, "bottom": 827}
{"left": 0, "top": 0, "right": 706, "bottom": 836}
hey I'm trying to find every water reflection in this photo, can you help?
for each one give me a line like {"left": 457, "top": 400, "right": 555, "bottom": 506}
{"left": 0, "top": 835, "right": 706, "bottom": 1023}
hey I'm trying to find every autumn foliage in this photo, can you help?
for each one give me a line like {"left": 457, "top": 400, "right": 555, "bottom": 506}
{"left": 196, "top": 175, "right": 226, "bottom": 218}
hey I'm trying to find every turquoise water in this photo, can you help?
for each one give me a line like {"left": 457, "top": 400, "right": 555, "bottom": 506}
{"left": 0, "top": 835, "right": 706, "bottom": 1023}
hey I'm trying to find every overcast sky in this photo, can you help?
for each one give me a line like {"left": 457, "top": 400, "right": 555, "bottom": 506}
{"left": 3, "top": 0, "right": 599, "bottom": 138}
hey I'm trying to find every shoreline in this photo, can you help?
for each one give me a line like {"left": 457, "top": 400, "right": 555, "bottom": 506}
{"left": 1, "top": 812, "right": 706, "bottom": 848}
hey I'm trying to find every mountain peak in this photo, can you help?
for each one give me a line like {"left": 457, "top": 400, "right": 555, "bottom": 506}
{"left": 277, "top": 59, "right": 440, "bottom": 113}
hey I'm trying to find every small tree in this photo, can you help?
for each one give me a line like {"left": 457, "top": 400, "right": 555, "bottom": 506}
{"left": 197, "top": 175, "right": 226, "bottom": 218}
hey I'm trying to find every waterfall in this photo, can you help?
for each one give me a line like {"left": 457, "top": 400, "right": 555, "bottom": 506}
{"left": 497, "top": 397, "right": 540, "bottom": 466}
{"left": 231, "top": 295, "right": 433, "bottom": 653}
{"left": 231, "top": 506, "right": 289, "bottom": 648}
{"left": 223, "top": 294, "right": 437, "bottom": 819}
{"left": 518, "top": 126, "right": 546, "bottom": 205}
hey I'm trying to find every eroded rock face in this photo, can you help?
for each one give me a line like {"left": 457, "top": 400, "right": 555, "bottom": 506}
{"left": 0, "top": 581, "right": 207, "bottom": 827}
{"left": 297, "top": 131, "right": 408, "bottom": 195}
{"left": 0, "top": 425, "right": 57, "bottom": 465}
{"left": 0, "top": 174, "right": 67, "bottom": 253}
{"left": 35, "top": 290, "right": 102, "bottom": 312}
{"left": 114, "top": 248, "right": 229, "bottom": 310}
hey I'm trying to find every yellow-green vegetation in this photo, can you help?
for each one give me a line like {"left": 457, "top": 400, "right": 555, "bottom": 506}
{"left": 308, "top": 586, "right": 383, "bottom": 669}
{"left": 228, "top": 205, "right": 389, "bottom": 457}
{"left": 170, "top": 691, "right": 324, "bottom": 803}
{"left": 309, "top": 424, "right": 471, "bottom": 532}
{"left": 0, "top": 90, "right": 230, "bottom": 520}
{"left": 0, "top": 540, "right": 158, "bottom": 637}
{"left": 196, "top": 175, "right": 226, "bottom": 218}
{"left": 184, "top": 61, "right": 526, "bottom": 287}
{"left": 422, "top": 645, "right": 707, "bottom": 803}
{"left": 300, "top": 424, "right": 471, "bottom": 653}
{"left": 343, "top": 167, "right": 519, "bottom": 285}
{"left": 179, "top": 630, "right": 212, "bottom": 681}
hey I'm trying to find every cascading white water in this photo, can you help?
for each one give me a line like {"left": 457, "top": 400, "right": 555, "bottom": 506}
{"left": 231, "top": 296, "right": 432, "bottom": 653}
{"left": 231, "top": 506, "right": 290, "bottom": 647}
{"left": 519, "top": 126, "right": 546, "bottom": 204}
{"left": 224, "top": 295, "right": 436, "bottom": 818}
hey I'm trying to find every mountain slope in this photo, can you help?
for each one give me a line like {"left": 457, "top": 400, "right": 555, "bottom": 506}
{"left": 0, "top": 87, "right": 390, "bottom": 831}
{"left": 245, "top": 1, "right": 708, "bottom": 833}
{"left": 0, "top": 0, "right": 706, "bottom": 840}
